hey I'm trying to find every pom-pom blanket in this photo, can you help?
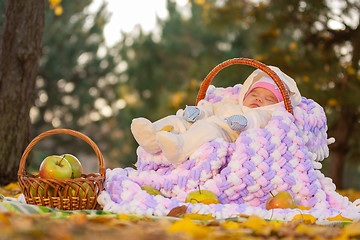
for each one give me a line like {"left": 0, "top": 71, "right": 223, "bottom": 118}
{"left": 98, "top": 84, "right": 360, "bottom": 221}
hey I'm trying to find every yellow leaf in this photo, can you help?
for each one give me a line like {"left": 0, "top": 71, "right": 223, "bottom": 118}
{"left": 343, "top": 222, "right": 360, "bottom": 236}
{"left": 327, "top": 214, "right": 352, "bottom": 222}
{"left": 295, "top": 224, "right": 324, "bottom": 235}
{"left": 241, "top": 215, "right": 269, "bottom": 232}
{"left": 117, "top": 214, "right": 131, "bottom": 221}
{"left": 168, "top": 218, "right": 208, "bottom": 238}
{"left": 3, "top": 182, "right": 21, "bottom": 191}
{"left": 221, "top": 221, "right": 240, "bottom": 230}
{"left": 296, "top": 205, "right": 312, "bottom": 210}
{"left": 183, "top": 213, "right": 215, "bottom": 221}
{"left": 0, "top": 212, "right": 11, "bottom": 224}
{"left": 268, "top": 220, "right": 285, "bottom": 228}
{"left": 159, "top": 125, "right": 175, "bottom": 132}
{"left": 293, "top": 214, "right": 317, "bottom": 224}
{"left": 194, "top": 198, "right": 220, "bottom": 205}
{"left": 69, "top": 213, "right": 88, "bottom": 225}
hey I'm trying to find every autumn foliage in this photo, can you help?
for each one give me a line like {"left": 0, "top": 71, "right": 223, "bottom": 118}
{"left": 1, "top": 183, "right": 360, "bottom": 239}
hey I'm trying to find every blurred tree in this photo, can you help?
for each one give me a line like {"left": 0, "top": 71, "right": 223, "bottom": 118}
{"left": 118, "top": 0, "right": 254, "bottom": 125}
{"left": 115, "top": 0, "right": 228, "bottom": 168}
{"left": 31, "top": 1, "right": 125, "bottom": 171}
{"left": 0, "top": 0, "right": 45, "bottom": 185}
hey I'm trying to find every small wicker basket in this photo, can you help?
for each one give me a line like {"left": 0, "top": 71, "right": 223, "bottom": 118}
{"left": 196, "top": 58, "right": 293, "bottom": 115}
{"left": 18, "top": 129, "right": 106, "bottom": 210}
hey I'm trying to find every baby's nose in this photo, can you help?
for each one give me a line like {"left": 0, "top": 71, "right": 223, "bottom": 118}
{"left": 256, "top": 96, "right": 263, "bottom": 102}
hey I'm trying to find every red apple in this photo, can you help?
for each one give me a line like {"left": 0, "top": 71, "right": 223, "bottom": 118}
{"left": 39, "top": 155, "right": 72, "bottom": 179}
{"left": 61, "top": 154, "right": 82, "bottom": 178}
{"left": 185, "top": 189, "right": 220, "bottom": 205}
{"left": 266, "top": 191, "right": 296, "bottom": 210}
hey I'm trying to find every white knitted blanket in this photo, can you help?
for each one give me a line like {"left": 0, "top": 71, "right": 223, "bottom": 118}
{"left": 98, "top": 84, "right": 360, "bottom": 221}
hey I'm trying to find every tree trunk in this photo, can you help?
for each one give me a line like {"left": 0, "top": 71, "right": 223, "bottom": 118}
{"left": 0, "top": 0, "right": 45, "bottom": 185}
{"left": 328, "top": 106, "right": 356, "bottom": 189}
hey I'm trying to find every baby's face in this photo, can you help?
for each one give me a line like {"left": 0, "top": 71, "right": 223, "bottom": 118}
{"left": 243, "top": 87, "right": 279, "bottom": 108}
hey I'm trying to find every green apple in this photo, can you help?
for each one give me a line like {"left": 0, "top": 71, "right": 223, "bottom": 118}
{"left": 185, "top": 189, "right": 220, "bottom": 205}
{"left": 29, "top": 182, "right": 54, "bottom": 197}
{"left": 60, "top": 154, "right": 83, "bottom": 178}
{"left": 39, "top": 155, "right": 72, "bottom": 179}
{"left": 69, "top": 182, "right": 93, "bottom": 198}
{"left": 29, "top": 182, "right": 44, "bottom": 197}
{"left": 265, "top": 191, "right": 296, "bottom": 210}
{"left": 141, "top": 185, "right": 163, "bottom": 196}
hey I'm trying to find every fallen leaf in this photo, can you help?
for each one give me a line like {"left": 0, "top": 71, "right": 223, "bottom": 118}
{"left": 241, "top": 215, "right": 269, "bottom": 232}
{"left": 167, "top": 205, "right": 187, "bottom": 218}
{"left": 343, "top": 222, "right": 360, "bottom": 236}
{"left": 221, "top": 221, "right": 240, "bottom": 230}
{"left": 3, "top": 183, "right": 21, "bottom": 191}
{"left": 117, "top": 214, "right": 131, "bottom": 221}
{"left": 327, "top": 214, "right": 352, "bottom": 222}
{"left": 69, "top": 212, "right": 88, "bottom": 225}
{"left": 295, "top": 223, "right": 342, "bottom": 238}
{"left": 296, "top": 205, "right": 313, "bottom": 210}
{"left": 293, "top": 214, "right": 317, "bottom": 224}
{"left": 168, "top": 218, "right": 208, "bottom": 238}
{"left": 0, "top": 212, "right": 11, "bottom": 224}
{"left": 183, "top": 213, "right": 215, "bottom": 221}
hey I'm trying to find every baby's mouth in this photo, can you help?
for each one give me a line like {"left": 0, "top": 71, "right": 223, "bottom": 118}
{"left": 250, "top": 103, "right": 260, "bottom": 108}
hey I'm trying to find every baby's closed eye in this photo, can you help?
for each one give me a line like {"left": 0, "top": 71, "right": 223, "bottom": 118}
{"left": 265, "top": 97, "right": 277, "bottom": 103}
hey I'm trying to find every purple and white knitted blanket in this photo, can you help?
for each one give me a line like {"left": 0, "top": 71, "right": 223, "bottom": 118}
{"left": 98, "top": 84, "right": 360, "bottom": 221}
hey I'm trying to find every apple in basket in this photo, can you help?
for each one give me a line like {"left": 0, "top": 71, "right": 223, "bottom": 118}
{"left": 265, "top": 191, "right": 296, "bottom": 210}
{"left": 185, "top": 188, "right": 220, "bottom": 205}
{"left": 60, "top": 154, "right": 83, "bottom": 178}
{"left": 29, "top": 182, "right": 54, "bottom": 197}
{"left": 69, "top": 182, "right": 93, "bottom": 198}
{"left": 39, "top": 154, "right": 83, "bottom": 179}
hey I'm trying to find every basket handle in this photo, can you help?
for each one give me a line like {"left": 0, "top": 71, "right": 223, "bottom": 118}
{"left": 18, "top": 129, "right": 106, "bottom": 177}
{"left": 196, "top": 58, "right": 293, "bottom": 115}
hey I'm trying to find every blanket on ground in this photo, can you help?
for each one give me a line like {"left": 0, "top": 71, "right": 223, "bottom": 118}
{"left": 98, "top": 84, "right": 360, "bottom": 221}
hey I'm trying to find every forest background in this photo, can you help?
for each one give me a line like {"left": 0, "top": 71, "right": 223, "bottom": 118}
{"left": 1, "top": 0, "right": 360, "bottom": 190}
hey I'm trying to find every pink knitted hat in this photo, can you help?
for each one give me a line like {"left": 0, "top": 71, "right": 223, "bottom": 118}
{"left": 244, "top": 76, "right": 284, "bottom": 102}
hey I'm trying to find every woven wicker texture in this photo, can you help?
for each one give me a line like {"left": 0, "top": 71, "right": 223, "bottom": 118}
{"left": 18, "top": 129, "right": 105, "bottom": 210}
{"left": 196, "top": 58, "right": 293, "bottom": 114}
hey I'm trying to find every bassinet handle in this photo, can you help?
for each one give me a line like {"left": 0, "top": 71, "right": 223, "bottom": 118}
{"left": 196, "top": 58, "right": 293, "bottom": 115}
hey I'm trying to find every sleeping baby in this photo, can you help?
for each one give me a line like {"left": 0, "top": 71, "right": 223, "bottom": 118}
{"left": 131, "top": 67, "right": 301, "bottom": 164}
